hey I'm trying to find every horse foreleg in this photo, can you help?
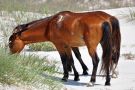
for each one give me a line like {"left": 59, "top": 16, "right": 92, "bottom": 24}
{"left": 59, "top": 52, "right": 69, "bottom": 81}
{"left": 55, "top": 45, "right": 79, "bottom": 81}
{"left": 66, "top": 48, "right": 80, "bottom": 81}
{"left": 55, "top": 45, "right": 69, "bottom": 81}
{"left": 72, "top": 47, "right": 88, "bottom": 75}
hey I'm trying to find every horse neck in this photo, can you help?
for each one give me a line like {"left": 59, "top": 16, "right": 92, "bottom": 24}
{"left": 19, "top": 20, "right": 50, "bottom": 45}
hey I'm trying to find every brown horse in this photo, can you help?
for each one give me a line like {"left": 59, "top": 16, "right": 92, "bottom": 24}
{"left": 9, "top": 18, "right": 89, "bottom": 75}
{"left": 68, "top": 11, "right": 121, "bottom": 78}
{"left": 9, "top": 11, "right": 113, "bottom": 86}
{"left": 9, "top": 16, "right": 88, "bottom": 81}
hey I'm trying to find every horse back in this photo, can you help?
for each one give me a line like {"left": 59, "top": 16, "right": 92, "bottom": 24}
{"left": 48, "top": 11, "right": 107, "bottom": 47}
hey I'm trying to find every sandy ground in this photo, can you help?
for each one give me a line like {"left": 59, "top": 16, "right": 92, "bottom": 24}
{"left": 1, "top": 7, "right": 135, "bottom": 90}
{"left": 24, "top": 7, "right": 135, "bottom": 90}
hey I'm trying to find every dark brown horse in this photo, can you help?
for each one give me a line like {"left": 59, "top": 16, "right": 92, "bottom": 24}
{"left": 9, "top": 11, "right": 114, "bottom": 86}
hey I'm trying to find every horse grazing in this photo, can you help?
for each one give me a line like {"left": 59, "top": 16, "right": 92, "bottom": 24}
{"left": 9, "top": 11, "right": 113, "bottom": 86}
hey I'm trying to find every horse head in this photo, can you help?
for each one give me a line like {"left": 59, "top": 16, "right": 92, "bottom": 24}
{"left": 9, "top": 24, "right": 28, "bottom": 53}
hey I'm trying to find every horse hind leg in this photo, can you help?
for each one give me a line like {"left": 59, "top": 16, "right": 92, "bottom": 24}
{"left": 86, "top": 48, "right": 99, "bottom": 87}
{"left": 112, "top": 64, "right": 119, "bottom": 78}
{"left": 83, "top": 27, "right": 100, "bottom": 86}
{"left": 72, "top": 47, "right": 88, "bottom": 75}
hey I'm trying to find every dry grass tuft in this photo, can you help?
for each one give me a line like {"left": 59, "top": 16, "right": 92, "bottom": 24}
{"left": 122, "top": 52, "right": 135, "bottom": 60}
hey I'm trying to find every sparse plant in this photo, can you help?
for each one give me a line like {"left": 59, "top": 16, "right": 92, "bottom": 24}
{"left": 28, "top": 42, "right": 56, "bottom": 51}
{"left": 0, "top": 0, "right": 135, "bottom": 13}
{"left": 0, "top": 47, "right": 62, "bottom": 90}
{"left": 0, "top": 11, "right": 49, "bottom": 48}
{"left": 128, "top": 8, "right": 135, "bottom": 21}
{"left": 122, "top": 52, "right": 135, "bottom": 60}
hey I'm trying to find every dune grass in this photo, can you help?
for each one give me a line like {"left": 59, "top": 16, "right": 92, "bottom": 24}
{"left": 0, "top": 0, "right": 134, "bottom": 14}
{"left": 128, "top": 8, "right": 135, "bottom": 21}
{"left": 28, "top": 42, "right": 56, "bottom": 51}
{"left": 0, "top": 47, "right": 62, "bottom": 90}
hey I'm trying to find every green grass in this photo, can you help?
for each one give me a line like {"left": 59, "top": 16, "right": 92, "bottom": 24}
{"left": 29, "top": 42, "right": 56, "bottom": 51}
{"left": 0, "top": 47, "right": 62, "bottom": 90}
{"left": 0, "top": 0, "right": 135, "bottom": 14}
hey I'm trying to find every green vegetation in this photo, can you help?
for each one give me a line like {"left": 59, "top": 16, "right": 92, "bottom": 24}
{"left": 0, "top": 0, "right": 135, "bottom": 89}
{"left": 0, "top": 11, "right": 47, "bottom": 48}
{"left": 29, "top": 42, "right": 56, "bottom": 51}
{"left": 0, "top": 47, "right": 62, "bottom": 90}
{"left": 128, "top": 8, "right": 135, "bottom": 21}
{"left": 0, "top": 0, "right": 134, "bottom": 13}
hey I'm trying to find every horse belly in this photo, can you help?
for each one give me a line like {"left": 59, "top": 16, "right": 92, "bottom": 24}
{"left": 69, "top": 36, "right": 85, "bottom": 47}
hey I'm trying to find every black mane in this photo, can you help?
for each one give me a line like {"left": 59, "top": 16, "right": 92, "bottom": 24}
{"left": 12, "top": 17, "right": 51, "bottom": 35}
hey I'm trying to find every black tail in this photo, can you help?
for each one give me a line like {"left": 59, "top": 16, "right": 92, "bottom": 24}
{"left": 100, "top": 22, "right": 112, "bottom": 74}
{"left": 110, "top": 17, "right": 121, "bottom": 65}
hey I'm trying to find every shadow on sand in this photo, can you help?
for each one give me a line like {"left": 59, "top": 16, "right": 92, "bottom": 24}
{"left": 42, "top": 73, "right": 105, "bottom": 86}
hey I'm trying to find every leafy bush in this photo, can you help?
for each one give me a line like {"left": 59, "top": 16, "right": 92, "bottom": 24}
{"left": 29, "top": 42, "right": 56, "bottom": 51}
{"left": 0, "top": 47, "right": 62, "bottom": 90}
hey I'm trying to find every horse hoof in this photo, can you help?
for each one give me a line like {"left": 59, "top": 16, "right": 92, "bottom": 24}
{"left": 67, "top": 66, "right": 72, "bottom": 72}
{"left": 112, "top": 74, "right": 118, "bottom": 78}
{"left": 62, "top": 77, "right": 68, "bottom": 82}
{"left": 83, "top": 71, "right": 89, "bottom": 75}
{"left": 74, "top": 77, "right": 80, "bottom": 81}
{"left": 112, "top": 70, "right": 119, "bottom": 78}
{"left": 87, "top": 82, "right": 94, "bottom": 87}
{"left": 68, "top": 69, "right": 72, "bottom": 72}
{"left": 105, "top": 82, "right": 111, "bottom": 86}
